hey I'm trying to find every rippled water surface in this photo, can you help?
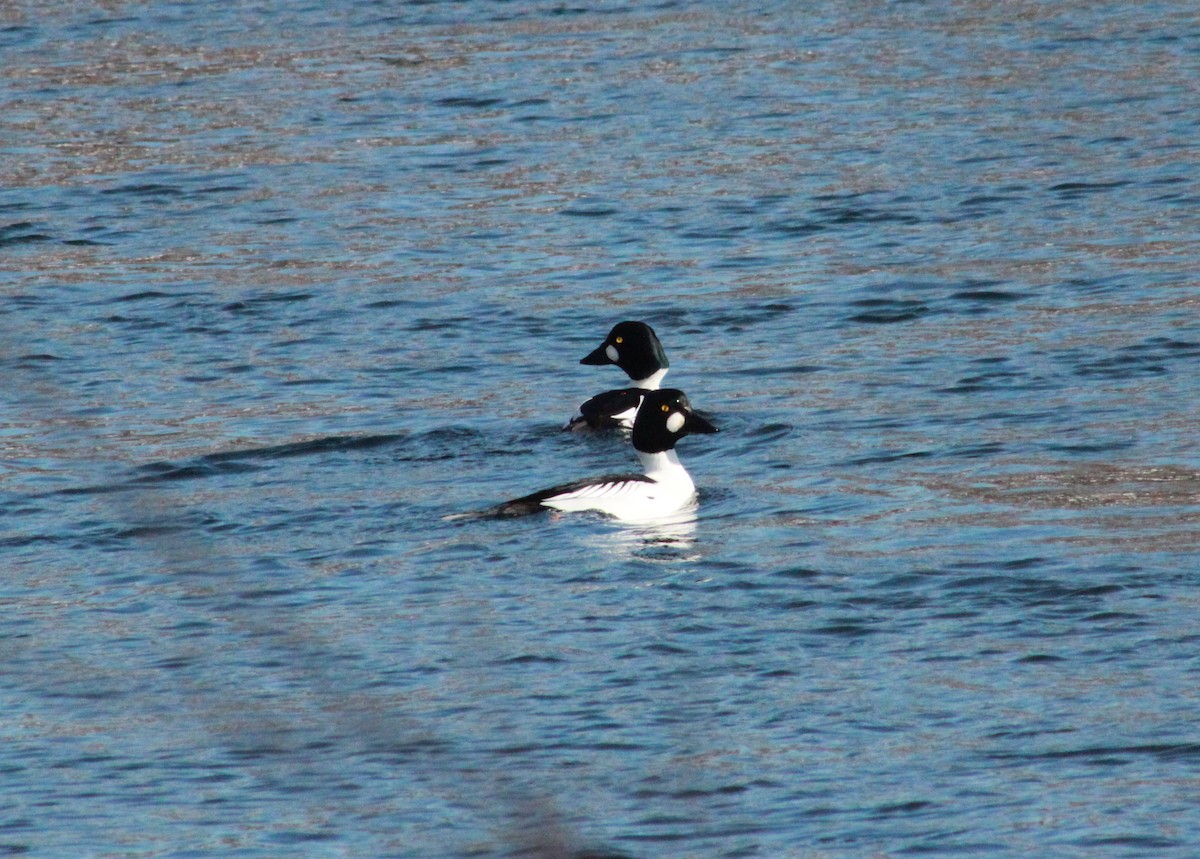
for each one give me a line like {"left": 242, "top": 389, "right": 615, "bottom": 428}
{"left": 3, "top": 2, "right": 1200, "bottom": 857}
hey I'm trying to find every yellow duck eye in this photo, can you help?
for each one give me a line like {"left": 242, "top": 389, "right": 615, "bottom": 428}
{"left": 660, "top": 403, "right": 670, "bottom": 412}
{"left": 615, "top": 336, "right": 623, "bottom": 344}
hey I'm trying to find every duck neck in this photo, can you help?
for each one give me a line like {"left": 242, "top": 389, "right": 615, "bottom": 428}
{"left": 631, "top": 367, "right": 668, "bottom": 390}
{"left": 638, "top": 448, "right": 685, "bottom": 479}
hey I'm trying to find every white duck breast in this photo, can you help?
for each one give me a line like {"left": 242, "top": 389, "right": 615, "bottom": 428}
{"left": 470, "top": 388, "right": 718, "bottom": 523}
{"left": 541, "top": 450, "right": 698, "bottom": 521}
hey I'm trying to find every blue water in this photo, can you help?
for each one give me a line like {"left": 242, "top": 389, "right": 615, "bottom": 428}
{"left": 3, "top": 2, "right": 1200, "bottom": 857}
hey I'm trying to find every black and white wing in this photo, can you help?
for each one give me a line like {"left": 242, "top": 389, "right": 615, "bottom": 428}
{"left": 563, "top": 388, "right": 645, "bottom": 431}
{"left": 485, "top": 473, "right": 654, "bottom": 518}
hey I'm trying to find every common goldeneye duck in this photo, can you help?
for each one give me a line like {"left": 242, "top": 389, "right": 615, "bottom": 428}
{"left": 472, "top": 388, "right": 717, "bottom": 522}
{"left": 564, "top": 321, "right": 670, "bottom": 431}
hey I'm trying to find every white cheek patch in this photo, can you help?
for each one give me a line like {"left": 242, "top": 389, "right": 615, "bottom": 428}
{"left": 605, "top": 344, "right": 619, "bottom": 362}
{"left": 666, "top": 411, "right": 686, "bottom": 433}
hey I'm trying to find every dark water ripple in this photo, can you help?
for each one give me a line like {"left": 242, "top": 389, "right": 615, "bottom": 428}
{"left": 2, "top": 1, "right": 1200, "bottom": 857}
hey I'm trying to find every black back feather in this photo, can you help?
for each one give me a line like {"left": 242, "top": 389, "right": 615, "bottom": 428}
{"left": 565, "top": 388, "right": 647, "bottom": 431}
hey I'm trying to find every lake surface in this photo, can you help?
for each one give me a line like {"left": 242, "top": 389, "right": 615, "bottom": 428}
{"left": 3, "top": 2, "right": 1200, "bottom": 857}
